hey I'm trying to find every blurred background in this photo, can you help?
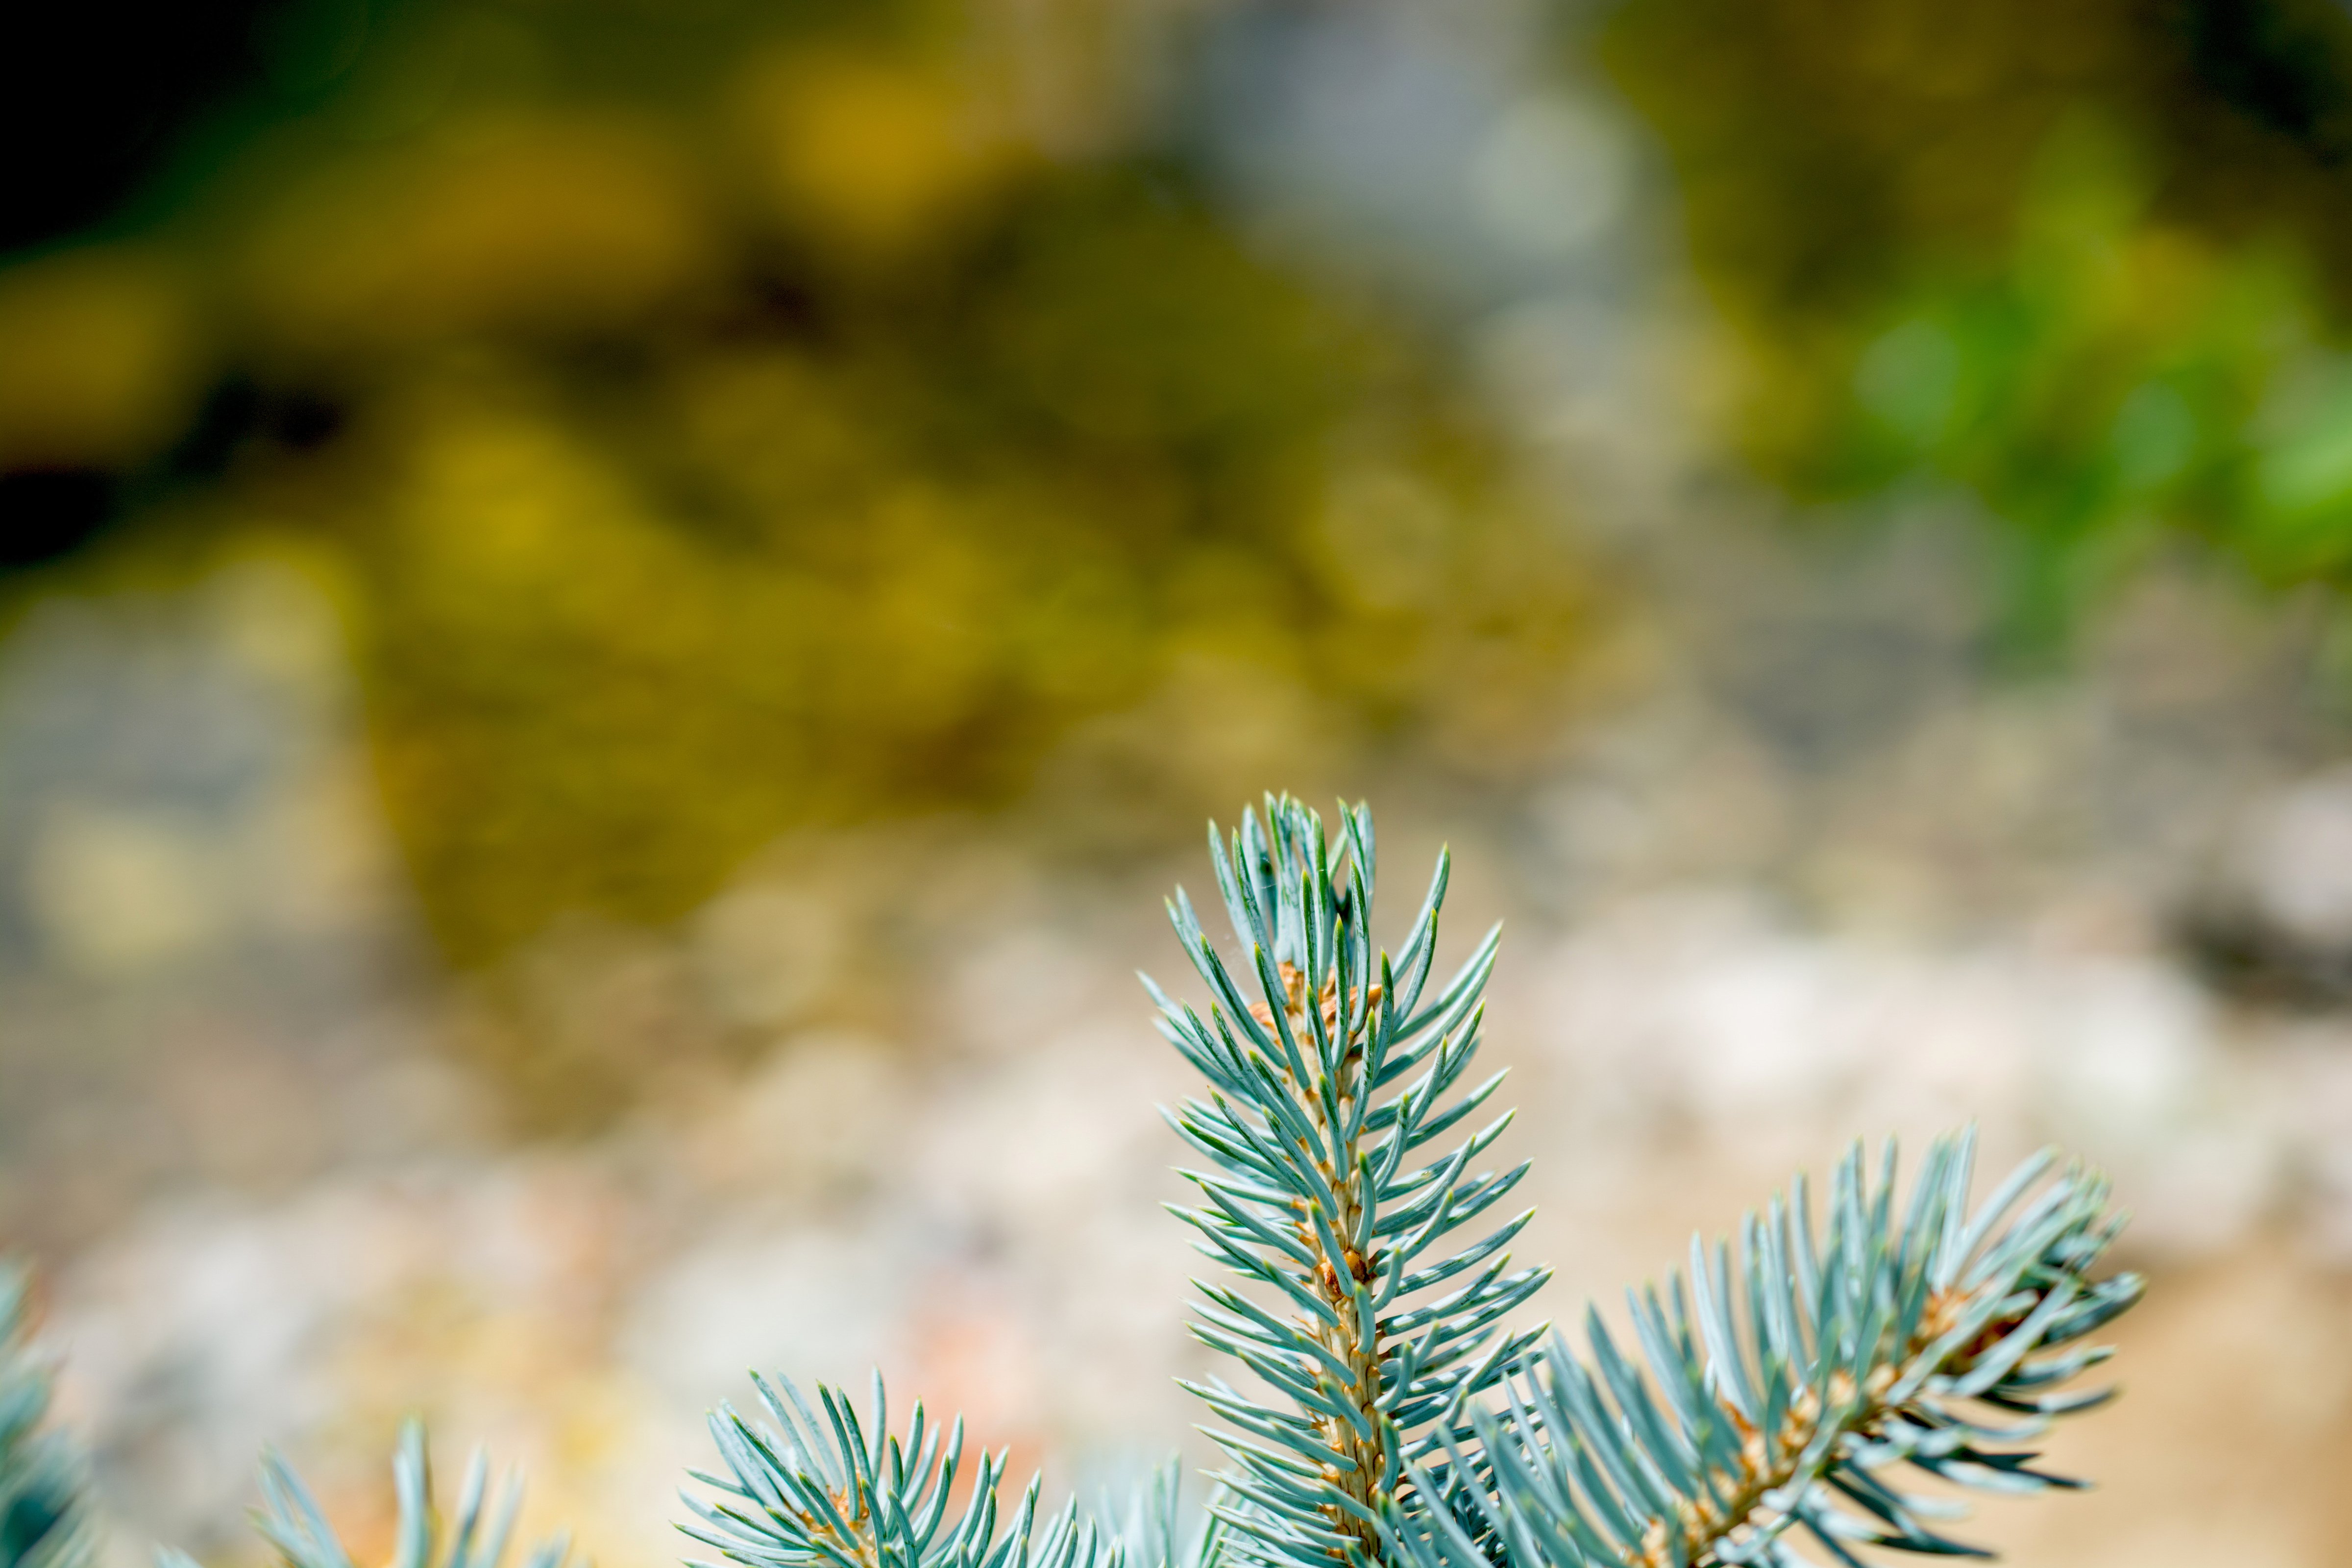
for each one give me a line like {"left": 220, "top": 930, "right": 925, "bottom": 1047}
{"left": 6, "top": 0, "right": 2352, "bottom": 1564}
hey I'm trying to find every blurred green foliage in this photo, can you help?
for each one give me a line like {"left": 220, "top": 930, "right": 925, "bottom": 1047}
{"left": 1608, "top": 0, "right": 2352, "bottom": 647}
{"left": 0, "top": 0, "right": 1592, "bottom": 981}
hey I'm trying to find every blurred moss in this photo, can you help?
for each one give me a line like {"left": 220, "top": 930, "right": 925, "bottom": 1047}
{"left": 321, "top": 159, "right": 1585, "bottom": 967}
{"left": 236, "top": 112, "right": 721, "bottom": 354}
{"left": 0, "top": 0, "right": 1597, "bottom": 1102}
{"left": 732, "top": 43, "right": 1026, "bottom": 262}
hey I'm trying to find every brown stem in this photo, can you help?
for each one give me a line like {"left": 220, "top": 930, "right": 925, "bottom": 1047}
{"left": 1642, "top": 1286, "right": 2048, "bottom": 1568}
{"left": 1257, "top": 962, "right": 1389, "bottom": 1562}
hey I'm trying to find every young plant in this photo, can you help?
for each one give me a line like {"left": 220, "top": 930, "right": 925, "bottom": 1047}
{"left": 1140, "top": 798, "right": 2138, "bottom": 1568}
{"left": 1, "top": 796, "right": 2141, "bottom": 1568}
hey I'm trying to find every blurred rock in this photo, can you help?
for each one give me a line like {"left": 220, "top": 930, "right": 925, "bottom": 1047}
{"left": 2186, "top": 764, "right": 2352, "bottom": 1004}
{"left": 0, "top": 560, "right": 463, "bottom": 1253}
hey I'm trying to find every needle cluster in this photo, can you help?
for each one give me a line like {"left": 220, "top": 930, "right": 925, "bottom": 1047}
{"left": 0, "top": 1266, "right": 89, "bottom": 1568}
{"left": 1148, "top": 802, "right": 1543, "bottom": 1567}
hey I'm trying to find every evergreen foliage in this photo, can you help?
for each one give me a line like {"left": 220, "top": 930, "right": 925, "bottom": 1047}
{"left": 1388, "top": 1143, "right": 2136, "bottom": 1568}
{"left": 1148, "top": 802, "right": 1541, "bottom": 1567}
{"left": 684, "top": 1372, "right": 1118, "bottom": 1568}
{"left": 251, "top": 1423, "right": 569, "bottom": 1568}
{"left": 0, "top": 795, "right": 2143, "bottom": 1568}
{"left": 1142, "top": 797, "right": 2140, "bottom": 1568}
{"left": 0, "top": 1265, "right": 88, "bottom": 1568}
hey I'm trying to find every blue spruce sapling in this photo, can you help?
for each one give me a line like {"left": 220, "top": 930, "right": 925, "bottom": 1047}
{"left": 1, "top": 796, "right": 2143, "bottom": 1568}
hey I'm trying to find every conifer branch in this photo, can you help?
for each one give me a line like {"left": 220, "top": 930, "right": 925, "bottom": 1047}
{"left": 1148, "top": 798, "right": 2141, "bottom": 1568}
{"left": 1147, "top": 796, "right": 1547, "bottom": 1568}
{"left": 1109, "top": 1461, "right": 1225, "bottom": 1568}
{"left": 684, "top": 1374, "right": 1115, "bottom": 1568}
{"left": 255, "top": 1421, "right": 571, "bottom": 1568}
{"left": 1379, "top": 1136, "right": 2140, "bottom": 1568}
{"left": 0, "top": 1265, "right": 92, "bottom": 1568}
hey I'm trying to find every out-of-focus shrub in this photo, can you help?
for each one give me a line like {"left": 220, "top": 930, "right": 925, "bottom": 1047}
{"left": 0, "top": 0, "right": 1597, "bottom": 1125}
{"left": 1607, "top": 0, "right": 2352, "bottom": 647}
{"left": 236, "top": 113, "right": 721, "bottom": 354}
{"left": 0, "top": 248, "right": 205, "bottom": 470}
